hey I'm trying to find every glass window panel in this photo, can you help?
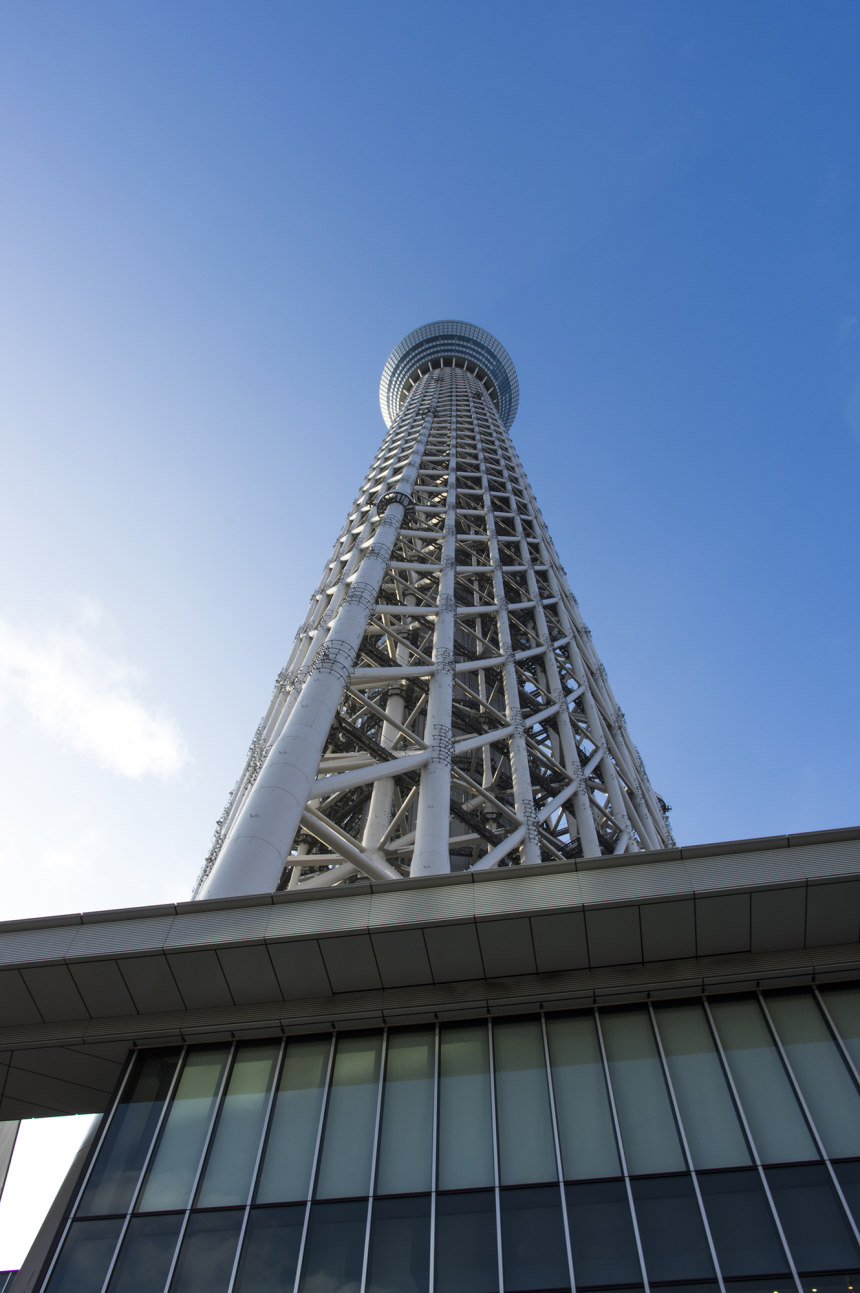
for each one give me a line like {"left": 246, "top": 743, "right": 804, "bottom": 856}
{"left": 766, "top": 1165, "right": 860, "bottom": 1272}
{"left": 499, "top": 1185, "right": 570, "bottom": 1292}
{"left": 298, "top": 1200, "right": 367, "bottom": 1293}
{"left": 631, "top": 1174, "right": 715, "bottom": 1282}
{"left": 137, "top": 1047, "right": 229, "bottom": 1212}
{"left": 44, "top": 1218, "right": 123, "bottom": 1293}
{"left": 600, "top": 1009, "right": 685, "bottom": 1174}
{"left": 820, "top": 987, "right": 860, "bottom": 1073}
{"left": 438, "top": 1025, "right": 494, "bottom": 1190}
{"left": 105, "top": 1213, "right": 183, "bottom": 1293}
{"left": 78, "top": 1051, "right": 179, "bottom": 1217}
{"left": 834, "top": 1160, "right": 860, "bottom": 1229}
{"left": 315, "top": 1033, "right": 382, "bottom": 1200}
{"left": 698, "top": 1169, "right": 789, "bottom": 1277}
{"left": 196, "top": 1043, "right": 278, "bottom": 1208}
{"left": 232, "top": 1205, "right": 305, "bottom": 1293}
{"left": 169, "top": 1209, "right": 243, "bottom": 1293}
{"left": 766, "top": 993, "right": 860, "bottom": 1159}
{"left": 493, "top": 1019, "right": 557, "bottom": 1186}
{"left": 435, "top": 1191, "right": 499, "bottom": 1293}
{"left": 366, "top": 1195, "right": 430, "bottom": 1293}
{"left": 710, "top": 999, "right": 817, "bottom": 1164}
{"left": 257, "top": 1036, "right": 330, "bottom": 1203}
{"left": 654, "top": 1003, "right": 750, "bottom": 1169}
{"left": 546, "top": 1013, "right": 620, "bottom": 1180}
{"left": 565, "top": 1178, "right": 641, "bottom": 1286}
{"left": 376, "top": 1029, "right": 434, "bottom": 1196}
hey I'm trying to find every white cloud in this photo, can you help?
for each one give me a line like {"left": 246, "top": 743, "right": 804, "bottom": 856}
{"left": 0, "top": 1115, "right": 96, "bottom": 1268}
{"left": 0, "top": 610, "right": 190, "bottom": 779}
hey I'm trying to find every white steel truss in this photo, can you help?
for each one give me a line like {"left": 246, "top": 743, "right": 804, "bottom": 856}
{"left": 196, "top": 323, "right": 673, "bottom": 900}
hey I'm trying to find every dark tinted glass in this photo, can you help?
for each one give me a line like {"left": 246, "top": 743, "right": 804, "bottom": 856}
{"left": 45, "top": 1218, "right": 123, "bottom": 1293}
{"left": 499, "top": 1186, "right": 570, "bottom": 1292}
{"left": 565, "top": 1179, "right": 641, "bottom": 1286}
{"left": 78, "top": 1052, "right": 179, "bottom": 1216}
{"left": 169, "top": 1209, "right": 244, "bottom": 1293}
{"left": 137, "top": 1048, "right": 229, "bottom": 1213}
{"left": 232, "top": 1205, "right": 305, "bottom": 1293}
{"left": 196, "top": 1043, "right": 278, "bottom": 1208}
{"left": 766, "top": 1165, "right": 860, "bottom": 1272}
{"left": 366, "top": 1195, "right": 430, "bottom": 1293}
{"left": 256, "top": 1037, "right": 329, "bottom": 1204}
{"left": 435, "top": 1191, "right": 498, "bottom": 1293}
{"left": 834, "top": 1160, "right": 860, "bottom": 1229}
{"left": 106, "top": 1212, "right": 183, "bottom": 1292}
{"left": 698, "top": 1169, "right": 788, "bottom": 1276}
{"left": 631, "top": 1175, "right": 715, "bottom": 1282}
{"left": 298, "top": 1200, "right": 367, "bottom": 1293}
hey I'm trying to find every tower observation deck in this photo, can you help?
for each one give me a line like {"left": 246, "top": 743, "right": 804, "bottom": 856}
{"left": 197, "top": 322, "right": 673, "bottom": 900}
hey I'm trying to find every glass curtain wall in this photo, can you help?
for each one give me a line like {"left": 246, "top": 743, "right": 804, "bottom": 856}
{"left": 43, "top": 987, "right": 860, "bottom": 1293}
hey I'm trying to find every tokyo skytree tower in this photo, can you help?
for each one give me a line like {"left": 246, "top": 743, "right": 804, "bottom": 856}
{"left": 197, "top": 322, "right": 673, "bottom": 901}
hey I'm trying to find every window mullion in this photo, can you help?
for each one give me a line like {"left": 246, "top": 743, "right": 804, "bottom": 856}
{"left": 592, "top": 1007, "right": 651, "bottom": 1293}
{"left": 225, "top": 1036, "right": 286, "bottom": 1293}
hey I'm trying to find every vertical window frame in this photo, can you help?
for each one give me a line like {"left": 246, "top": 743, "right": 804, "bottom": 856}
{"left": 757, "top": 991, "right": 860, "bottom": 1258}
{"left": 701, "top": 995, "right": 803, "bottom": 1292}
{"left": 224, "top": 1036, "right": 287, "bottom": 1293}
{"left": 592, "top": 1006, "right": 651, "bottom": 1293}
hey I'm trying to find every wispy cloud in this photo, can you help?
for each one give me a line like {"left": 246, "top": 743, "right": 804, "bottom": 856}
{"left": 0, "top": 607, "right": 190, "bottom": 779}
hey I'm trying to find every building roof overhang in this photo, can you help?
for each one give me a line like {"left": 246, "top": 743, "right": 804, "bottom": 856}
{"left": 1, "top": 824, "right": 859, "bottom": 1120}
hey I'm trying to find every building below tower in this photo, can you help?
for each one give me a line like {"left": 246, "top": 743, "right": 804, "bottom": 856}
{"left": 3, "top": 825, "right": 860, "bottom": 1292}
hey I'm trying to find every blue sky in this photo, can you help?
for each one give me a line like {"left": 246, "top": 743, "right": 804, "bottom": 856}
{"left": 0, "top": 0, "right": 858, "bottom": 911}
{"left": 0, "top": 0, "right": 859, "bottom": 1260}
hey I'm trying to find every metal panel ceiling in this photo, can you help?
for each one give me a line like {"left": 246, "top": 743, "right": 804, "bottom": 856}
{"left": 423, "top": 924, "right": 485, "bottom": 984}
{"left": 696, "top": 893, "right": 751, "bottom": 956}
{"left": 750, "top": 887, "right": 807, "bottom": 953}
{"left": 640, "top": 900, "right": 696, "bottom": 962}
{"left": 584, "top": 906, "right": 642, "bottom": 968}
{"left": 267, "top": 940, "right": 333, "bottom": 999}
{"left": 477, "top": 918, "right": 536, "bottom": 978}
{"left": 370, "top": 930, "right": 433, "bottom": 988}
{"left": 805, "top": 880, "right": 860, "bottom": 946}
{"left": 530, "top": 911, "right": 589, "bottom": 974}
{"left": 319, "top": 934, "right": 382, "bottom": 993}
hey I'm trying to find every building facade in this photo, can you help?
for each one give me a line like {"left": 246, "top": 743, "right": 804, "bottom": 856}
{"left": 1, "top": 324, "right": 859, "bottom": 1293}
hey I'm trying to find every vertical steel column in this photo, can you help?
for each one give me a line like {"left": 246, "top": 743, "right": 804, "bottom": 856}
{"left": 476, "top": 386, "right": 600, "bottom": 860}
{"left": 412, "top": 387, "right": 458, "bottom": 875}
{"left": 474, "top": 406, "right": 541, "bottom": 866}
{"left": 200, "top": 412, "right": 436, "bottom": 899}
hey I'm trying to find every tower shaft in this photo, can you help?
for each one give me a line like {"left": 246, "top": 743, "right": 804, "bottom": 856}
{"left": 198, "top": 325, "right": 672, "bottom": 900}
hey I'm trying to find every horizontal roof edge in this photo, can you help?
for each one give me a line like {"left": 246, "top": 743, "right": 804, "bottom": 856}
{"left": 1, "top": 825, "right": 857, "bottom": 939}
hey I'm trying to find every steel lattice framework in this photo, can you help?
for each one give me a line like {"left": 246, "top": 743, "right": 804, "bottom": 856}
{"left": 196, "top": 322, "right": 673, "bottom": 900}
